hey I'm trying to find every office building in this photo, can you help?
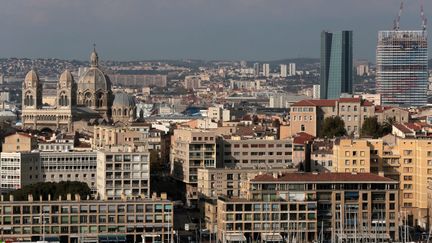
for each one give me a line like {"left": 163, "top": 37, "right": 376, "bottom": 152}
{"left": 0, "top": 194, "right": 173, "bottom": 243}
{"left": 376, "top": 30, "right": 428, "bottom": 107}
{"left": 289, "top": 63, "right": 296, "bottom": 76}
{"left": 280, "top": 64, "right": 288, "bottom": 78}
{"left": 320, "top": 31, "right": 353, "bottom": 99}
{"left": 262, "top": 63, "right": 270, "bottom": 77}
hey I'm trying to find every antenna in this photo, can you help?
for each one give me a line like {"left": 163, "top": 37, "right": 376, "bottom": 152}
{"left": 394, "top": 1, "right": 404, "bottom": 30}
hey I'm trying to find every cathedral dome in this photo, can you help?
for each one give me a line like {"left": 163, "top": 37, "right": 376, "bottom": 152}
{"left": 113, "top": 92, "right": 136, "bottom": 107}
{"left": 25, "top": 70, "right": 39, "bottom": 83}
{"left": 78, "top": 68, "right": 109, "bottom": 91}
{"left": 59, "top": 70, "right": 74, "bottom": 86}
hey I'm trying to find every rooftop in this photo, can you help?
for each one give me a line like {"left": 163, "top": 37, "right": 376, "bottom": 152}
{"left": 251, "top": 172, "right": 395, "bottom": 183}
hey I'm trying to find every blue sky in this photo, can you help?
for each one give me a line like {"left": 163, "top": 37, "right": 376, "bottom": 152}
{"left": 0, "top": 0, "right": 429, "bottom": 61}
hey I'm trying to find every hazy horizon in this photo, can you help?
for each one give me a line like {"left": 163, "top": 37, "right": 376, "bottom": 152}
{"left": 0, "top": 0, "right": 430, "bottom": 62}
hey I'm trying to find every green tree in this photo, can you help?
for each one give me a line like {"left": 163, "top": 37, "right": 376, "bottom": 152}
{"left": 380, "top": 117, "right": 395, "bottom": 136}
{"left": 361, "top": 117, "right": 381, "bottom": 138}
{"left": 8, "top": 181, "right": 91, "bottom": 201}
{"left": 320, "top": 116, "right": 347, "bottom": 138}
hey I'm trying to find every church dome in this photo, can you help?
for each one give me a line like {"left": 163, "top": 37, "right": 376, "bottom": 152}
{"left": 113, "top": 92, "right": 136, "bottom": 107}
{"left": 59, "top": 70, "right": 74, "bottom": 85}
{"left": 78, "top": 68, "right": 109, "bottom": 91}
{"left": 25, "top": 69, "right": 39, "bottom": 83}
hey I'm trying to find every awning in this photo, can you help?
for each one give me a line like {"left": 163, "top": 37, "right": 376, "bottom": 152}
{"left": 261, "top": 233, "right": 283, "bottom": 242}
{"left": 225, "top": 233, "right": 246, "bottom": 242}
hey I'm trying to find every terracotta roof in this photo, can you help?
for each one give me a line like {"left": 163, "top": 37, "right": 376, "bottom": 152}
{"left": 362, "top": 100, "right": 374, "bottom": 106}
{"left": 338, "top": 97, "right": 361, "bottom": 103}
{"left": 393, "top": 123, "right": 413, "bottom": 134}
{"left": 7, "top": 132, "right": 34, "bottom": 139}
{"left": 251, "top": 172, "right": 395, "bottom": 182}
{"left": 293, "top": 132, "right": 315, "bottom": 144}
{"left": 292, "top": 99, "right": 337, "bottom": 107}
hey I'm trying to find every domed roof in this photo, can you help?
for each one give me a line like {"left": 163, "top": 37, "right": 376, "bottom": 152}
{"left": 113, "top": 92, "right": 136, "bottom": 107}
{"left": 59, "top": 70, "right": 74, "bottom": 84}
{"left": 77, "top": 47, "right": 110, "bottom": 92}
{"left": 25, "top": 69, "right": 39, "bottom": 82}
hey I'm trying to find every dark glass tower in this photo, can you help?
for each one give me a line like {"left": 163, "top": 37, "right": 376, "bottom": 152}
{"left": 320, "top": 31, "right": 353, "bottom": 99}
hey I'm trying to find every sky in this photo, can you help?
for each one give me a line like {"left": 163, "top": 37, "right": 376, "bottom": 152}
{"left": 0, "top": 0, "right": 430, "bottom": 62}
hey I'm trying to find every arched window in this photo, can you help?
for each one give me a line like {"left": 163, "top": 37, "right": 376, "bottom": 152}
{"left": 123, "top": 109, "right": 127, "bottom": 116}
{"left": 301, "top": 124, "right": 305, "bottom": 132}
{"left": 96, "top": 93, "right": 104, "bottom": 108}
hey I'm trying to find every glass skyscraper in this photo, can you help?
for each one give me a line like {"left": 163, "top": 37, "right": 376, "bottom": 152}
{"left": 376, "top": 30, "right": 428, "bottom": 107}
{"left": 320, "top": 31, "right": 353, "bottom": 99}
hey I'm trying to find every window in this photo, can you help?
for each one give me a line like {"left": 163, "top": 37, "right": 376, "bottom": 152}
{"left": 345, "top": 160, "right": 350, "bottom": 165}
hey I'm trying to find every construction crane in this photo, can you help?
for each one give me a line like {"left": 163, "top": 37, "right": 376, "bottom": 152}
{"left": 420, "top": 3, "right": 427, "bottom": 31}
{"left": 393, "top": 1, "right": 404, "bottom": 31}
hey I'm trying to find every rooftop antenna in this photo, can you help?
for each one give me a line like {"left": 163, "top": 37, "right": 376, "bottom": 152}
{"left": 394, "top": 1, "right": 404, "bottom": 30}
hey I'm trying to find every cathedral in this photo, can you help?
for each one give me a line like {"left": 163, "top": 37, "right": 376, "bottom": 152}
{"left": 21, "top": 48, "right": 136, "bottom": 132}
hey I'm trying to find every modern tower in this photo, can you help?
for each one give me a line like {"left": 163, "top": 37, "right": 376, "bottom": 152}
{"left": 376, "top": 31, "right": 428, "bottom": 107}
{"left": 262, "top": 63, "right": 270, "bottom": 77}
{"left": 320, "top": 30, "right": 353, "bottom": 99}
{"left": 280, "top": 64, "right": 288, "bottom": 78}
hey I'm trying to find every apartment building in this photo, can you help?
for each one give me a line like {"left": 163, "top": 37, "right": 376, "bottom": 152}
{"left": 310, "top": 140, "right": 334, "bottom": 172}
{"left": 217, "top": 172, "right": 399, "bottom": 242}
{"left": 333, "top": 137, "right": 432, "bottom": 228}
{"left": 0, "top": 194, "right": 173, "bottom": 243}
{"left": 170, "top": 128, "right": 217, "bottom": 206}
{"left": 197, "top": 167, "right": 296, "bottom": 233}
{"left": 0, "top": 152, "right": 41, "bottom": 193}
{"left": 40, "top": 151, "right": 97, "bottom": 192}
{"left": 333, "top": 139, "right": 371, "bottom": 173}
{"left": 217, "top": 135, "right": 294, "bottom": 169}
{"left": 2, "top": 133, "right": 38, "bottom": 152}
{"left": 93, "top": 123, "right": 150, "bottom": 149}
{"left": 96, "top": 145, "right": 150, "bottom": 200}
{"left": 286, "top": 97, "right": 408, "bottom": 137}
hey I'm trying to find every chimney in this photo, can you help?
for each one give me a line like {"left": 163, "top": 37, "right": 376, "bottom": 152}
{"left": 28, "top": 194, "right": 33, "bottom": 202}
{"left": 67, "top": 193, "right": 72, "bottom": 201}
{"left": 9, "top": 195, "right": 14, "bottom": 202}
{"left": 48, "top": 194, "right": 51, "bottom": 201}
{"left": 75, "top": 194, "right": 81, "bottom": 202}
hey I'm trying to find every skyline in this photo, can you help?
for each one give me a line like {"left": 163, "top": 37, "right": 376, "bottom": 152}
{"left": 0, "top": 0, "right": 430, "bottom": 61}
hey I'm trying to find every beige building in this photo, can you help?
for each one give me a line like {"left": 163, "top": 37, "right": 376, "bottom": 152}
{"left": 0, "top": 152, "right": 41, "bottom": 193}
{"left": 170, "top": 128, "right": 217, "bottom": 206}
{"left": 93, "top": 123, "right": 150, "bottom": 149}
{"left": 217, "top": 135, "right": 294, "bottom": 169}
{"left": 333, "top": 137, "right": 432, "bottom": 228}
{"left": 217, "top": 172, "right": 399, "bottom": 242}
{"left": 96, "top": 145, "right": 150, "bottom": 200}
{"left": 2, "top": 133, "right": 38, "bottom": 152}
{"left": 287, "top": 97, "right": 408, "bottom": 138}
{"left": 0, "top": 194, "right": 173, "bottom": 243}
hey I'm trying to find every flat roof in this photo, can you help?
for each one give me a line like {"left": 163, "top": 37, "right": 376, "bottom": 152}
{"left": 251, "top": 172, "right": 395, "bottom": 183}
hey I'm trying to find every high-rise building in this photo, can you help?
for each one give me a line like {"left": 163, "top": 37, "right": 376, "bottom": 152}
{"left": 280, "top": 64, "right": 288, "bottom": 78}
{"left": 312, "top": 84, "right": 320, "bottom": 99}
{"left": 288, "top": 63, "right": 296, "bottom": 76}
{"left": 320, "top": 31, "right": 353, "bottom": 99}
{"left": 253, "top": 63, "right": 260, "bottom": 76}
{"left": 376, "top": 30, "right": 428, "bottom": 107}
{"left": 262, "top": 63, "right": 270, "bottom": 77}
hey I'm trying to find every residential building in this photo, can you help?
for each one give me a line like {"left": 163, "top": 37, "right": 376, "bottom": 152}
{"left": 217, "top": 172, "right": 399, "bottom": 242}
{"left": 0, "top": 194, "right": 173, "bottom": 243}
{"left": 320, "top": 31, "right": 353, "bottom": 99}
{"left": 280, "top": 64, "right": 287, "bottom": 78}
{"left": 253, "top": 63, "right": 260, "bottom": 76}
{"left": 2, "top": 133, "right": 38, "bottom": 153}
{"left": 217, "top": 135, "right": 294, "bottom": 169}
{"left": 96, "top": 145, "right": 150, "bottom": 200}
{"left": 170, "top": 128, "right": 217, "bottom": 206}
{"left": 312, "top": 85, "right": 320, "bottom": 99}
{"left": 184, "top": 76, "right": 201, "bottom": 90}
{"left": 333, "top": 139, "right": 370, "bottom": 173}
{"left": 0, "top": 152, "right": 41, "bottom": 193}
{"left": 289, "top": 63, "right": 296, "bottom": 76}
{"left": 376, "top": 30, "right": 428, "bottom": 107}
{"left": 262, "top": 63, "right": 270, "bottom": 77}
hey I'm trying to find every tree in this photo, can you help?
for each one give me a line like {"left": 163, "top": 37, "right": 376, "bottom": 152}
{"left": 320, "top": 116, "right": 346, "bottom": 138}
{"left": 7, "top": 181, "right": 91, "bottom": 201}
{"left": 380, "top": 117, "right": 395, "bottom": 136}
{"left": 361, "top": 117, "right": 381, "bottom": 138}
